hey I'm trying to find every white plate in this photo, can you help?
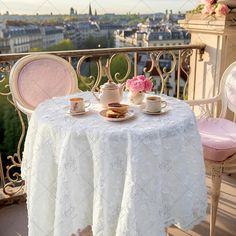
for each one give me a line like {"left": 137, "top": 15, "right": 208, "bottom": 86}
{"left": 100, "top": 109, "right": 135, "bottom": 121}
{"left": 141, "top": 106, "right": 170, "bottom": 115}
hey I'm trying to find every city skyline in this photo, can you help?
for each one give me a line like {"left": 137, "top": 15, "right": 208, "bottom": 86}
{"left": 0, "top": 0, "right": 200, "bottom": 15}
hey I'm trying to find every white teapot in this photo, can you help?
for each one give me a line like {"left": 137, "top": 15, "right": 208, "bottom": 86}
{"left": 93, "top": 79, "right": 125, "bottom": 107}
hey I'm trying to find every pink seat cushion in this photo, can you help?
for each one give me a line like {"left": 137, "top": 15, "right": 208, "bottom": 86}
{"left": 198, "top": 118, "right": 236, "bottom": 161}
{"left": 17, "top": 59, "right": 74, "bottom": 109}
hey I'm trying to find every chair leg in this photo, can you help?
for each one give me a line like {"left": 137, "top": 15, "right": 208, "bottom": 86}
{"left": 210, "top": 166, "right": 223, "bottom": 236}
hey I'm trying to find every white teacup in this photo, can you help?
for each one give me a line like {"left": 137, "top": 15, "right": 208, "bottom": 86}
{"left": 145, "top": 96, "right": 167, "bottom": 113}
{"left": 70, "top": 97, "right": 90, "bottom": 113}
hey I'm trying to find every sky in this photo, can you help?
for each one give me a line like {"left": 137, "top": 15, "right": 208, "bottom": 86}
{"left": 0, "top": 0, "right": 201, "bottom": 15}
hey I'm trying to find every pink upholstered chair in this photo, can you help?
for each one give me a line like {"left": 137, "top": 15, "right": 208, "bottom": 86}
{"left": 187, "top": 61, "right": 236, "bottom": 236}
{"left": 9, "top": 54, "right": 79, "bottom": 117}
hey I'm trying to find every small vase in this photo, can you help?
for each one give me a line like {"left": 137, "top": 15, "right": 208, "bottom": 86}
{"left": 128, "top": 91, "right": 145, "bottom": 105}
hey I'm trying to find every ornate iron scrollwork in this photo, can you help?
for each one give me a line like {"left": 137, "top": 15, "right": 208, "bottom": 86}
{"left": 0, "top": 45, "right": 205, "bottom": 200}
{"left": 180, "top": 49, "right": 193, "bottom": 100}
{"left": 76, "top": 53, "right": 132, "bottom": 92}
{"left": 0, "top": 65, "right": 25, "bottom": 197}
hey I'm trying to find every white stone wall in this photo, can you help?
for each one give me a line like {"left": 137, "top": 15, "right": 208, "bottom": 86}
{"left": 9, "top": 35, "right": 30, "bottom": 53}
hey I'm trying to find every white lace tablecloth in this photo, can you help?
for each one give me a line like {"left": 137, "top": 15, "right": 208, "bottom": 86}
{"left": 22, "top": 92, "right": 207, "bottom": 236}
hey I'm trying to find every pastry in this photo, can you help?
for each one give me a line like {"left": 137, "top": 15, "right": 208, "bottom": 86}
{"left": 108, "top": 103, "right": 128, "bottom": 114}
{"left": 106, "top": 109, "right": 125, "bottom": 118}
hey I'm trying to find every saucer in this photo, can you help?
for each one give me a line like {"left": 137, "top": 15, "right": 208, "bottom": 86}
{"left": 100, "top": 109, "right": 135, "bottom": 121}
{"left": 141, "top": 106, "right": 170, "bottom": 115}
{"left": 65, "top": 106, "right": 89, "bottom": 116}
{"left": 68, "top": 110, "right": 87, "bottom": 116}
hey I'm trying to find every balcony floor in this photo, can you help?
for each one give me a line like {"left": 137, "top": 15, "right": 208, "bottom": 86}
{"left": 1, "top": 174, "right": 236, "bottom": 236}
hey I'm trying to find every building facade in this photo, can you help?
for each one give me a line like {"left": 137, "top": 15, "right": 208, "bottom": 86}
{"left": 40, "top": 26, "right": 64, "bottom": 49}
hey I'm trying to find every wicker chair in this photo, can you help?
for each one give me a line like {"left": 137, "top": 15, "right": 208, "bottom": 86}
{"left": 187, "top": 61, "right": 236, "bottom": 236}
{"left": 9, "top": 54, "right": 78, "bottom": 117}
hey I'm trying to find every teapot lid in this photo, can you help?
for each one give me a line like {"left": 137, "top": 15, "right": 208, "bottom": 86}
{"left": 101, "top": 79, "right": 118, "bottom": 90}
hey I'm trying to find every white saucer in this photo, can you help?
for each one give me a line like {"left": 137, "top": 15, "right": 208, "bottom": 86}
{"left": 66, "top": 108, "right": 89, "bottom": 116}
{"left": 100, "top": 109, "right": 135, "bottom": 121}
{"left": 141, "top": 106, "right": 170, "bottom": 115}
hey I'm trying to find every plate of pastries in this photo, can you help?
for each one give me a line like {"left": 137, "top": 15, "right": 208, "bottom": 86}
{"left": 100, "top": 103, "right": 135, "bottom": 121}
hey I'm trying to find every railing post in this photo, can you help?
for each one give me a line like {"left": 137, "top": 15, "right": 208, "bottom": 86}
{"left": 179, "top": 13, "right": 236, "bottom": 103}
{"left": 134, "top": 52, "right": 138, "bottom": 77}
{"left": 0, "top": 153, "right": 5, "bottom": 187}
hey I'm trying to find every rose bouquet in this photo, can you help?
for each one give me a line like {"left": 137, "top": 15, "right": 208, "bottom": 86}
{"left": 202, "top": 0, "right": 230, "bottom": 16}
{"left": 190, "top": 0, "right": 235, "bottom": 17}
{"left": 126, "top": 75, "right": 153, "bottom": 104}
{"left": 126, "top": 75, "right": 153, "bottom": 95}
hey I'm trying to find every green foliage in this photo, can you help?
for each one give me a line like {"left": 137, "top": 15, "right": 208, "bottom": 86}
{"left": 81, "top": 35, "right": 107, "bottom": 49}
{"left": 128, "top": 18, "right": 145, "bottom": 26}
{"left": 64, "top": 16, "right": 79, "bottom": 22}
{"left": 30, "top": 39, "right": 75, "bottom": 52}
{"left": 98, "top": 13, "right": 144, "bottom": 26}
{"left": 46, "top": 39, "right": 75, "bottom": 51}
{"left": 0, "top": 97, "right": 7, "bottom": 154}
{"left": 2, "top": 104, "right": 24, "bottom": 155}
{"left": 77, "top": 59, "right": 99, "bottom": 91}
{"left": 110, "top": 54, "right": 134, "bottom": 82}
{"left": 30, "top": 47, "right": 42, "bottom": 52}
{"left": 108, "top": 34, "right": 115, "bottom": 48}
{"left": 77, "top": 54, "right": 133, "bottom": 90}
{"left": 0, "top": 76, "right": 26, "bottom": 159}
{"left": 187, "top": 4, "right": 204, "bottom": 14}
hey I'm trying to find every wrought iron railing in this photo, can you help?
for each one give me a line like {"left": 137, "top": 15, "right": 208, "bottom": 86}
{"left": 0, "top": 44, "right": 205, "bottom": 202}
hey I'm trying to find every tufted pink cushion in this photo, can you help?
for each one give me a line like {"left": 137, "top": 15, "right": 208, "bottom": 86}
{"left": 17, "top": 59, "right": 74, "bottom": 109}
{"left": 198, "top": 118, "right": 236, "bottom": 161}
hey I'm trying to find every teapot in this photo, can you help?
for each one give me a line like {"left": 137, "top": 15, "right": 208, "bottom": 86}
{"left": 93, "top": 79, "right": 125, "bottom": 107}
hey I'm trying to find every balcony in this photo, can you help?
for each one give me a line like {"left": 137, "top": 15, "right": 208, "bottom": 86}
{"left": 0, "top": 37, "right": 235, "bottom": 235}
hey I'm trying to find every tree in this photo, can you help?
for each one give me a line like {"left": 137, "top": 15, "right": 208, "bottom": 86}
{"left": 0, "top": 75, "right": 26, "bottom": 162}
{"left": 30, "top": 47, "right": 42, "bottom": 52}
{"left": 110, "top": 54, "right": 133, "bottom": 82}
{"left": 81, "top": 35, "right": 114, "bottom": 49}
{"left": 46, "top": 39, "right": 75, "bottom": 51}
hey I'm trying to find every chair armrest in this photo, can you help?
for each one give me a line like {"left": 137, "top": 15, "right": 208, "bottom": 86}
{"left": 186, "top": 95, "right": 221, "bottom": 106}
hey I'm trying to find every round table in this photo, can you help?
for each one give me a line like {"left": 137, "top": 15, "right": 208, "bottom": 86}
{"left": 22, "top": 92, "right": 207, "bottom": 236}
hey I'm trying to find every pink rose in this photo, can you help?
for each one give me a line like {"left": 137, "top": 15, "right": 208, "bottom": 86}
{"left": 130, "top": 79, "right": 145, "bottom": 95}
{"left": 144, "top": 79, "right": 153, "bottom": 92}
{"left": 126, "top": 75, "right": 153, "bottom": 95}
{"left": 202, "top": 3, "right": 215, "bottom": 15}
{"left": 126, "top": 76, "right": 145, "bottom": 95}
{"left": 215, "top": 4, "right": 229, "bottom": 16}
{"left": 126, "top": 78, "right": 135, "bottom": 89}
{"left": 136, "top": 75, "right": 146, "bottom": 81}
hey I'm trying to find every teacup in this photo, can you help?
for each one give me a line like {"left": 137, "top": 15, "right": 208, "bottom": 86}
{"left": 145, "top": 96, "right": 167, "bottom": 113}
{"left": 70, "top": 97, "right": 90, "bottom": 113}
